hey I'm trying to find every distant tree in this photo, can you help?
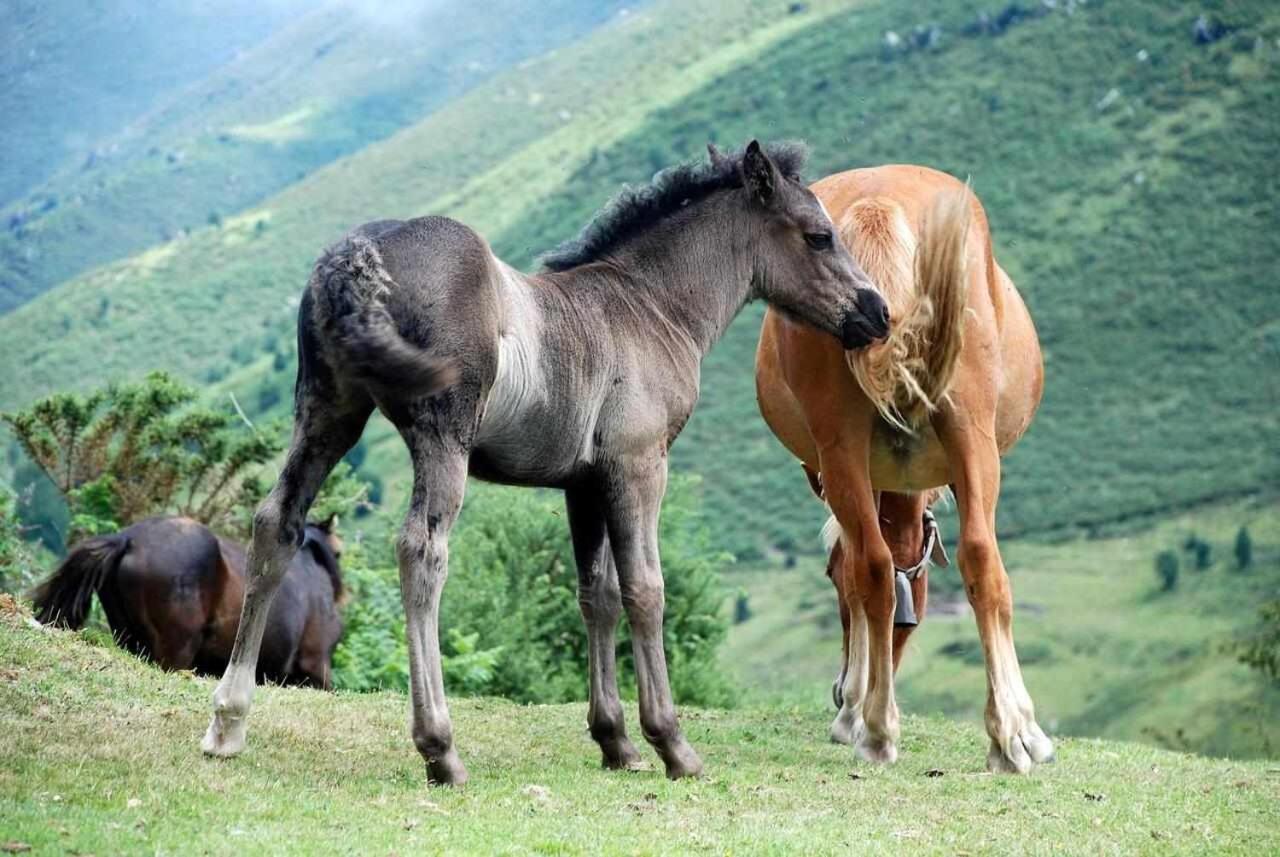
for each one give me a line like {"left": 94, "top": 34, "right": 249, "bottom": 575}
{"left": 1183, "top": 534, "right": 1212, "bottom": 571}
{"left": 1234, "top": 526, "right": 1253, "bottom": 572}
{"left": 1233, "top": 601, "right": 1280, "bottom": 685}
{"left": 3, "top": 371, "right": 366, "bottom": 543}
{"left": 1156, "top": 550, "right": 1179, "bottom": 592}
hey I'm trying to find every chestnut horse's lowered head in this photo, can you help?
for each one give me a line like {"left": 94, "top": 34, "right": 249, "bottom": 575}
{"left": 706, "top": 141, "right": 890, "bottom": 349}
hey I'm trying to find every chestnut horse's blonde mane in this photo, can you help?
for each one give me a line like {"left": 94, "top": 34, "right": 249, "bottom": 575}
{"left": 839, "top": 189, "right": 972, "bottom": 431}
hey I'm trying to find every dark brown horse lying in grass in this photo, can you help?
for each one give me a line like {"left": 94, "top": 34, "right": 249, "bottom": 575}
{"left": 32, "top": 516, "right": 345, "bottom": 688}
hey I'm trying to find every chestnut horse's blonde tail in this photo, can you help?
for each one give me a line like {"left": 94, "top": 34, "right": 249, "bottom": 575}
{"left": 839, "top": 187, "right": 972, "bottom": 431}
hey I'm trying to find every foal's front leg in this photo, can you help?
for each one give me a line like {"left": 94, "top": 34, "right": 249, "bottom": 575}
{"left": 603, "top": 457, "right": 703, "bottom": 779}
{"left": 566, "top": 486, "right": 644, "bottom": 770}
{"left": 398, "top": 440, "right": 470, "bottom": 785}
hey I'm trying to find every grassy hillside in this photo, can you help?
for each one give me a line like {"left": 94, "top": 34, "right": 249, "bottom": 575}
{"left": 0, "top": 0, "right": 310, "bottom": 206}
{"left": 4, "top": 0, "right": 1276, "bottom": 563}
{"left": 0, "top": 0, "right": 634, "bottom": 312}
{"left": 725, "top": 498, "right": 1280, "bottom": 759}
{"left": 3, "top": 603, "right": 1278, "bottom": 855}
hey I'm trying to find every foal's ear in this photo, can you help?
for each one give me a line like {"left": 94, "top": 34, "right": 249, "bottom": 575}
{"left": 741, "top": 139, "right": 779, "bottom": 205}
{"left": 707, "top": 142, "right": 728, "bottom": 169}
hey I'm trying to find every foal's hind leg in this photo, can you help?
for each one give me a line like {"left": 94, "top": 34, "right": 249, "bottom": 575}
{"left": 202, "top": 404, "right": 369, "bottom": 757}
{"left": 398, "top": 432, "right": 469, "bottom": 785}
{"left": 566, "top": 485, "right": 643, "bottom": 770}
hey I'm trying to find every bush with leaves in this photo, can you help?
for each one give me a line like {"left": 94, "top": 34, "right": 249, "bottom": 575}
{"left": 1233, "top": 600, "right": 1280, "bottom": 685}
{"left": 0, "top": 486, "right": 42, "bottom": 594}
{"left": 332, "top": 476, "right": 734, "bottom": 707}
{"left": 1235, "top": 526, "right": 1253, "bottom": 572}
{"left": 1155, "top": 549, "right": 1179, "bottom": 592}
{"left": 3, "top": 371, "right": 367, "bottom": 544}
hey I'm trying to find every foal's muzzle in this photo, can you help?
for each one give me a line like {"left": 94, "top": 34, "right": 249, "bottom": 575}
{"left": 840, "top": 289, "right": 890, "bottom": 350}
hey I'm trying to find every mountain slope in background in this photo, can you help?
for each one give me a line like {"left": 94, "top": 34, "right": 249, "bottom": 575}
{"left": 0, "top": 0, "right": 635, "bottom": 312}
{"left": 0, "top": 0, "right": 310, "bottom": 206}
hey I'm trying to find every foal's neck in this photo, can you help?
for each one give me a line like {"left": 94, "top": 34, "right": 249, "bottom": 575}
{"left": 565, "top": 193, "right": 760, "bottom": 362}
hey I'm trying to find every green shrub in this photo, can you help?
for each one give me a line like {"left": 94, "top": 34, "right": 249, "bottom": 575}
{"left": 1235, "top": 527, "right": 1253, "bottom": 572}
{"left": 332, "top": 476, "right": 734, "bottom": 707}
{"left": 1156, "top": 550, "right": 1180, "bottom": 592}
{"left": 0, "top": 487, "right": 42, "bottom": 594}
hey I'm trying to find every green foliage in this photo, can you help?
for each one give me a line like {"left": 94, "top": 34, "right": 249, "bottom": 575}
{"left": 0, "top": 487, "right": 42, "bottom": 594}
{"left": 1236, "top": 526, "right": 1254, "bottom": 571}
{"left": 333, "top": 477, "right": 734, "bottom": 707}
{"left": 1184, "top": 535, "right": 1213, "bottom": 571}
{"left": 3, "top": 372, "right": 281, "bottom": 541}
{"left": 1156, "top": 550, "right": 1180, "bottom": 592}
{"left": 2, "top": 372, "right": 367, "bottom": 543}
{"left": 1234, "top": 601, "right": 1280, "bottom": 685}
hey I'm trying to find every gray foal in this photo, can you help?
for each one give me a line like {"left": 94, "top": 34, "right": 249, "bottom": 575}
{"left": 201, "top": 140, "right": 889, "bottom": 784}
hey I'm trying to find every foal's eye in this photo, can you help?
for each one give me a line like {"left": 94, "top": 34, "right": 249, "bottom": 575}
{"left": 805, "top": 231, "right": 834, "bottom": 251}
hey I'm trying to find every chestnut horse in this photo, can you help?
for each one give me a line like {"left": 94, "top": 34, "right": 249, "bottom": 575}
{"left": 31, "top": 516, "right": 345, "bottom": 688}
{"left": 756, "top": 164, "right": 1054, "bottom": 773}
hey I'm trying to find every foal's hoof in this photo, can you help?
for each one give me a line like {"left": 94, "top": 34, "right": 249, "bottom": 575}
{"left": 201, "top": 711, "right": 247, "bottom": 758}
{"left": 660, "top": 739, "right": 704, "bottom": 780}
{"left": 601, "top": 738, "right": 646, "bottom": 771}
{"left": 427, "top": 749, "right": 469, "bottom": 786}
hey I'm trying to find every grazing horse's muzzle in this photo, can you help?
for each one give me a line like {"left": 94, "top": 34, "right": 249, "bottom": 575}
{"left": 840, "top": 289, "right": 891, "bottom": 349}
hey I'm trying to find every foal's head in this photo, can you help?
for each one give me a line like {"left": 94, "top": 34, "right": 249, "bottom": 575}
{"left": 730, "top": 140, "right": 889, "bottom": 349}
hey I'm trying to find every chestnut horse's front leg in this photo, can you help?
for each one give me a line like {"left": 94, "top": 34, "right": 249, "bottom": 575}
{"left": 820, "top": 422, "right": 900, "bottom": 765}
{"left": 935, "top": 411, "right": 1054, "bottom": 773}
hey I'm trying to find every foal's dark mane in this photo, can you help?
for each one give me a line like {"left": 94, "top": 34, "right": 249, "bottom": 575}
{"left": 302, "top": 524, "right": 343, "bottom": 598}
{"left": 540, "top": 141, "right": 809, "bottom": 272}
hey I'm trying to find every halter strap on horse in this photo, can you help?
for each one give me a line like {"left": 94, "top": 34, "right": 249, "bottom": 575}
{"left": 894, "top": 508, "right": 948, "bottom": 628}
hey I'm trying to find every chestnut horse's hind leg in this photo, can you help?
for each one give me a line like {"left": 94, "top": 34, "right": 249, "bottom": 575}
{"left": 937, "top": 420, "right": 1054, "bottom": 773}
{"left": 397, "top": 433, "right": 470, "bottom": 785}
{"left": 566, "top": 486, "right": 644, "bottom": 770}
{"left": 202, "top": 403, "right": 370, "bottom": 758}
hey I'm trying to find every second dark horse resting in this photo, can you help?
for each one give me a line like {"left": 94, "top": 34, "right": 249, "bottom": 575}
{"left": 32, "top": 516, "right": 344, "bottom": 687}
{"left": 202, "top": 141, "right": 889, "bottom": 784}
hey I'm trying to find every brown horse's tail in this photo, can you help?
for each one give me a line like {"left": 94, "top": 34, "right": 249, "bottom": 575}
{"left": 30, "top": 533, "right": 130, "bottom": 629}
{"left": 840, "top": 187, "right": 971, "bottom": 431}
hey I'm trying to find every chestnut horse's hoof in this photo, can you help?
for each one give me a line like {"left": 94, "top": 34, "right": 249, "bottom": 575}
{"left": 427, "top": 748, "right": 469, "bottom": 786}
{"left": 987, "top": 723, "right": 1055, "bottom": 774}
{"left": 855, "top": 734, "right": 898, "bottom": 765}
{"left": 829, "top": 707, "right": 863, "bottom": 746}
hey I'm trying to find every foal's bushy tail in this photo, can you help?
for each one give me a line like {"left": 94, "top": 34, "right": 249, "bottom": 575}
{"left": 840, "top": 187, "right": 972, "bottom": 431}
{"left": 30, "top": 533, "right": 130, "bottom": 629}
{"left": 311, "top": 233, "right": 457, "bottom": 397}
